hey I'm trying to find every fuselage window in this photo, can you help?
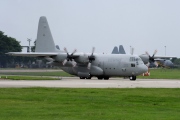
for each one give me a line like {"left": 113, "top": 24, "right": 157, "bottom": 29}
{"left": 131, "top": 63, "right": 135, "bottom": 67}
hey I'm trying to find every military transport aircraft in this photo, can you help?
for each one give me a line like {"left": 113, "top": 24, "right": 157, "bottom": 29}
{"left": 7, "top": 16, "right": 148, "bottom": 80}
{"left": 139, "top": 50, "right": 176, "bottom": 68}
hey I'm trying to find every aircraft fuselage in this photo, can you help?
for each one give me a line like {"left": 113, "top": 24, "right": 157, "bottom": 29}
{"left": 51, "top": 53, "right": 147, "bottom": 79}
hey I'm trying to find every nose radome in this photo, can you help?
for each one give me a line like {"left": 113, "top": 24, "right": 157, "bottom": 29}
{"left": 141, "top": 65, "right": 148, "bottom": 73}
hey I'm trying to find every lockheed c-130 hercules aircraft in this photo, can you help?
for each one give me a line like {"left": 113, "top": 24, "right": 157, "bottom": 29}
{"left": 7, "top": 16, "right": 148, "bottom": 80}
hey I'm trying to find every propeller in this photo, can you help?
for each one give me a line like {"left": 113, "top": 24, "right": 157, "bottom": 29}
{"left": 62, "top": 47, "right": 77, "bottom": 67}
{"left": 87, "top": 47, "right": 95, "bottom": 69}
{"left": 145, "top": 50, "right": 158, "bottom": 67}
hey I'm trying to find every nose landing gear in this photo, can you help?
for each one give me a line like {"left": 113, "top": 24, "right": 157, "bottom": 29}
{"left": 129, "top": 76, "right": 136, "bottom": 81}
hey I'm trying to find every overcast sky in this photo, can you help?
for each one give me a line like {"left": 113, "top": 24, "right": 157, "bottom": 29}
{"left": 1, "top": 0, "right": 180, "bottom": 57}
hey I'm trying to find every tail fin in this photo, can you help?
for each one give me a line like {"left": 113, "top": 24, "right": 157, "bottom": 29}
{"left": 119, "top": 45, "right": 126, "bottom": 54}
{"left": 112, "top": 45, "right": 126, "bottom": 54}
{"left": 35, "top": 16, "right": 56, "bottom": 52}
{"left": 111, "top": 46, "right": 119, "bottom": 54}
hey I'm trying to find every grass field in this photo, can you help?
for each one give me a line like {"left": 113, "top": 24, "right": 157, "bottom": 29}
{"left": 0, "top": 71, "right": 73, "bottom": 77}
{"left": 0, "top": 76, "right": 60, "bottom": 80}
{"left": 0, "top": 88, "right": 179, "bottom": 120}
{"left": 138, "top": 68, "right": 180, "bottom": 79}
{"left": 0, "top": 68, "right": 180, "bottom": 79}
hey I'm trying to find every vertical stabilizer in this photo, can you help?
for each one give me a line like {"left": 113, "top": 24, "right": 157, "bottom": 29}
{"left": 119, "top": 45, "right": 126, "bottom": 54}
{"left": 35, "top": 16, "right": 56, "bottom": 52}
{"left": 111, "top": 46, "right": 119, "bottom": 54}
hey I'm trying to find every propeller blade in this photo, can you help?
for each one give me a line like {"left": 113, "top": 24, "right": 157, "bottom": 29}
{"left": 152, "top": 50, "right": 157, "bottom": 57}
{"left": 87, "top": 62, "right": 91, "bottom": 69}
{"left": 62, "top": 59, "right": 67, "bottom": 65}
{"left": 71, "top": 49, "right": 77, "bottom": 55}
{"left": 145, "top": 51, "right": 150, "bottom": 56}
{"left": 71, "top": 59, "right": 77, "bottom": 67}
{"left": 64, "top": 47, "right": 68, "bottom": 53}
{"left": 154, "top": 61, "right": 158, "bottom": 67}
{"left": 92, "top": 47, "right": 95, "bottom": 55}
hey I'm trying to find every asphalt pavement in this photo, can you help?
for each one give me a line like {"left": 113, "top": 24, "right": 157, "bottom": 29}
{"left": 0, "top": 77, "right": 179, "bottom": 88}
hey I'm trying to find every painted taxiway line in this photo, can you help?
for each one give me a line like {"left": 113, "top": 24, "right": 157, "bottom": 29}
{"left": 0, "top": 78, "right": 180, "bottom": 88}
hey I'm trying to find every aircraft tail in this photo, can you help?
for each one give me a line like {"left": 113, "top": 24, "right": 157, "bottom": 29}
{"left": 35, "top": 16, "right": 57, "bottom": 52}
{"left": 111, "top": 46, "right": 119, "bottom": 54}
{"left": 111, "top": 45, "right": 126, "bottom": 54}
{"left": 119, "top": 45, "right": 126, "bottom": 54}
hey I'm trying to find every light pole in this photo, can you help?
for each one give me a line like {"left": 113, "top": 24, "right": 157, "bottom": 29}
{"left": 164, "top": 46, "right": 166, "bottom": 56}
{"left": 27, "top": 38, "right": 32, "bottom": 52}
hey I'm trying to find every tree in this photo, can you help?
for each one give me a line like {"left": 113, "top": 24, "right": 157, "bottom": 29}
{"left": 0, "top": 31, "right": 22, "bottom": 67}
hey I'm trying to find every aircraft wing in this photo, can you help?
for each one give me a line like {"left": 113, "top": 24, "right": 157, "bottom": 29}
{"left": 6, "top": 52, "right": 58, "bottom": 57}
{"left": 154, "top": 56, "right": 177, "bottom": 59}
{"left": 154, "top": 58, "right": 164, "bottom": 61}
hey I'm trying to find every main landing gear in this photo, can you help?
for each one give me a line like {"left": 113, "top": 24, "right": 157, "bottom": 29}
{"left": 97, "top": 76, "right": 109, "bottom": 80}
{"left": 129, "top": 76, "right": 136, "bottom": 81}
{"left": 80, "top": 76, "right": 110, "bottom": 80}
{"left": 80, "top": 76, "right": 92, "bottom": 79}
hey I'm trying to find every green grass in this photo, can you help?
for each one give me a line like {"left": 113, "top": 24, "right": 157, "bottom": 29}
{"left": 0, "top": 88, "right": 180, "bottom": 120}
{"left": 0, "top": 71, "right": 73, "bottom": 77}
{"left": 138, "top": 68, "right": 180, "bottom": 79}
{"left": 0, "top": 68, "right": 180, "bottom": 79}
{"left": 0, "top": 76, "right": 60, "bottom": 80}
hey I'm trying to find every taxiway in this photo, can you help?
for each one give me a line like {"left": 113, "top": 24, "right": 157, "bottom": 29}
{"left": 0, "top": 77, "right": 179, "bottom": 88}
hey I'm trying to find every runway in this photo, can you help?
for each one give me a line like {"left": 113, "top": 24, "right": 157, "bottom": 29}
{"left": 0, "top": 77, "right": 180, "bottom": 88}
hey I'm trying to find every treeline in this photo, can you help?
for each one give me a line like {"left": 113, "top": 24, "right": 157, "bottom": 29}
{"left": 172, "top": 58, "right": 180, "bottom": 67}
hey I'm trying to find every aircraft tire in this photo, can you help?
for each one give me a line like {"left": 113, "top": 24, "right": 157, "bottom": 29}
{"left": 104, "top": 77, "right": 109, "bottom": 80}
{"left": 129, "top": 76, "right": 136, "bottom": 81}
{"left": 86, "top": 76, "right": 92, "bottom": 79}
{"left": 97, "top": 76, "right": 103, "bottom": 80}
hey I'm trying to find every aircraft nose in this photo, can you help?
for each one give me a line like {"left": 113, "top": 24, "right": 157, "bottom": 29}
{"left": 141, "top": 64, "right": 148, "bottom": 73}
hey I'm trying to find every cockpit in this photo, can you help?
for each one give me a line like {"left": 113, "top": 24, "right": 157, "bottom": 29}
{"left": 130, "top": 57, "right": 144, "bottom": 67}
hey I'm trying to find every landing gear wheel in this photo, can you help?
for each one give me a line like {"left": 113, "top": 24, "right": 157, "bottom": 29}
{"left": 129, "top": 76, "right": 136, "bottom": 81}
{"left": 86, "top": 76, "right": 92, "bottom": 79}
{"left": 97, "top": 77, "right": 103, "bottom": 80}
{"left": 104, "top": 77, "right": 109, "bottom": 80}
{"left": 80, "top": 77, "right": 85, "bottom": 79}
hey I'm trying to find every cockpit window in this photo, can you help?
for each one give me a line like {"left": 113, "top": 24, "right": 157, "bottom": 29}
{"left": 130, "top": 57, "right": 135, "bottom": 62}
{"left": 130, "top": 57, "right": 141, "bottom": 62}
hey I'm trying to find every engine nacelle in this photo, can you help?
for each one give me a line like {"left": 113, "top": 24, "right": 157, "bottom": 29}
{"left": 139, "top": 54, "right": 149, "bottom": 64}
{"left": 54, "top": 53, "right": 67, "bottom": 62}
{"left": 75, "top": 53, "right": 89, "bottom": 64}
